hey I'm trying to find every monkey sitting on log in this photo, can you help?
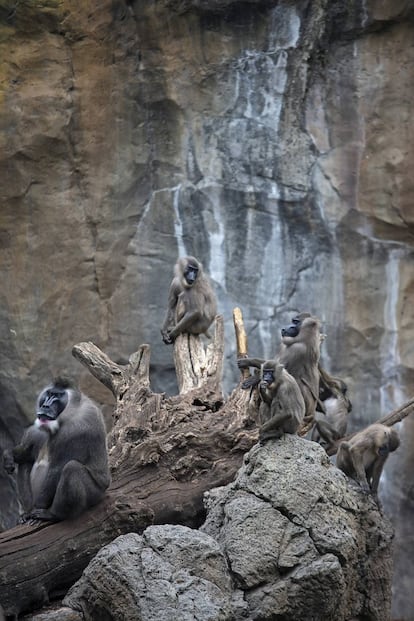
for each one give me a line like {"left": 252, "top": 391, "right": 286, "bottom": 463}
{"left": 311, "top": 371, "right": 352, "bottom": 451}
{"left": 161, "top": 256, "right": 217, "bottom": 345}
{"left": 8, "top": 377, "right": 111, "bottom": 522}
{"left": 336, "top": 423, "right": 400, "bottom": 496}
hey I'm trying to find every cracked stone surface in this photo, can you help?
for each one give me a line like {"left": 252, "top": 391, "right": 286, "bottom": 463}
{"left": 201, "top": 435, "right": 394, "bottom": 621}
{"left": 63, "top": 436, "right": 393, "bottom": 621}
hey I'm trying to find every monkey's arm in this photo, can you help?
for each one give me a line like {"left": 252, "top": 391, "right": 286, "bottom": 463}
{"left": 237, "top": 357, "right": 265, "bottom": 370}
{"left": 370, "top": 453, "right": 387, "bottom": 494}
{"left": 161, "top": 282, "right": 179, "bottom": 344}
{"left": 347, "top": 448, "right": 371, "bottom": 492}
{"left": 259, "top": 383, "right": 273, "bottom": 406}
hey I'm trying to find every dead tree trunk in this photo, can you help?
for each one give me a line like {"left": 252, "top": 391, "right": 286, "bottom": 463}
{"left": 0, "top": 315, "right": 257, "bottom": 618}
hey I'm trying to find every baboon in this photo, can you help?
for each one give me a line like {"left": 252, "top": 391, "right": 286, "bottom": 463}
{"left": 14, "top": 377, "right": 111, "bottom": 522}
{"left": 257, "top": 360, "right": 305, "bottom": 442}
{"left": 337, "top": 423, "right": 400, "bottom": 495}
{"left": 278, "top": 314, "right": 322, "bottom": 425}
{"left": 238, "top": 312, "right": 322, "bottom": 426}
{"left": 161, "top": 256, "right": 217, "bottom": 345}
{"left": 311, "top": 371, "right": 352, "bottom": 450}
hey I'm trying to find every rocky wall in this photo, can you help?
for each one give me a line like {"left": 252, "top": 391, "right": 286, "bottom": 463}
{"left": 0, "top": 0, "right": 413, "bottom": 616}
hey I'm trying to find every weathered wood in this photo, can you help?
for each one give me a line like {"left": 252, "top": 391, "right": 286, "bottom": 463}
{"left": 71, "top": 342, "right": 150, "bottom": 400}
{"left": 233, "top": 307, "right": 250, "bottom": 381}
{"left": 0, "top": 494, "right": 153, "bottom": 617}
{"left": 173, "top": 315, "right": 224, "bottom": 394}
{"left": 0, "top": 314, "right": 257, "bottom": 618}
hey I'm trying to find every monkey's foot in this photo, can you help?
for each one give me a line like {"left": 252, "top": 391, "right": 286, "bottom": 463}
{"left": 26, "top": 509, "right": 59, "bottom": 523}
{"left": 161, "top": 333, "right": 174, "bottom": 345}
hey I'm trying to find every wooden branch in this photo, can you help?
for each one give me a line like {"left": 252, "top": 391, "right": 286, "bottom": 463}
{"left": 173, "top": 315, "right": 224, "bottom": 394}
{"left": 72, "top": 342, "right": 151, "bottom": 400}
{"left": 233, "top": 307, "right": 250, "bottom": 381}
{"left": 377, "top": 395, "right": 414, "bottom": 427}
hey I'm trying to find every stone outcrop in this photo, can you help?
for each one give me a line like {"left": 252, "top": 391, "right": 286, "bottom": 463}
{"left": 0, "top": 0, "right": 413, "bottom": 615}
{"left": 63, "top": 436, "right": 394, "bottom": 621}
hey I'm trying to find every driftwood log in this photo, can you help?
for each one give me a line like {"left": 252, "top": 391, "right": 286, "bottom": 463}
{"left": 0, "top": 312, "right": 258, "bottom": 618}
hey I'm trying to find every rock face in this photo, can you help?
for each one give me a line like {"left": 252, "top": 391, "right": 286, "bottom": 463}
{"left": 64, "top": 526, "right": 234, "bottom": 621}
{"left": 64, "top": 436, "right": 394, "bottom": 621}
{"left": 0, "top": 0, "right": 413, "bottom": 615}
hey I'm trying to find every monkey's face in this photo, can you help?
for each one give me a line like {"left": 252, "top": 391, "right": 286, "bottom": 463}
{"left": 184, "top": 264, "right": 198, "bottom": 286}
{"left": 261, "top": 368, "right": 275, "bottom": 387}
{"left": 282, "top": 312, "right": 314, "bottom": 339}
{"left": 35, "top": 385, "right": 68, "bottom": 434}
{"left": 281, "top": 323, "right": 300, "bottom": 338}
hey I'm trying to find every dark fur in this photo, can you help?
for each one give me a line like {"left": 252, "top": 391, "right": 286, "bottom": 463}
{"left": 25, "top": 381, "right": 110, "bottom": 522}
{"left": 161, "top": 256, "right": 217, "bottom": 344}
{"left": 279, "top": 315, "right": 321, "bottom": 425}
{"left": 257, "top": 360, "right": 305, "bottom": 442}
{"left": 3, "top": 424, "right": 47, "bottom": 515}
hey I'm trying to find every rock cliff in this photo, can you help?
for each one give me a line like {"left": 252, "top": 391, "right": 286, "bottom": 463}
{"left": 0, "top": 0, "right": 413, "bottom": 616}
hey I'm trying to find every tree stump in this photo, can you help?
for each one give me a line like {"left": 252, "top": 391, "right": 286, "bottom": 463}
{"left": 0, "top": 315, "right": 257, "bottom": 618}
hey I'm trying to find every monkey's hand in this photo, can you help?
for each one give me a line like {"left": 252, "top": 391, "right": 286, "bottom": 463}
{"left": 241, "top": 377, "right": 260, "bottom": 390}
{"left": 237, "top": 358, "right": 249, "bottom": 369}
{"left": 161, "top": 330, "right": 174, "bottom": 345}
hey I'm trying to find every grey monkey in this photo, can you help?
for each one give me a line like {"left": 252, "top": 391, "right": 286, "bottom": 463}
{"left": 20, "top": 377, "right": 110, "bottom": 522}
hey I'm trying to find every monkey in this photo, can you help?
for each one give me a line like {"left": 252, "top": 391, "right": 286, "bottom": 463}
{"left": 277, "top": 314, "right": 322, "bottom": 426}
{"left": 311, "top": 371, "right": 352, "bottom": 450}
{"left": 256, "top": 360, "right": 305, "bottom": 442}
{"left": 238, "top": 313, "right": 321, "bottom": 426}
{"left": 284, "top": 312, "right": 351, "bottom": 446}
{"left": 20, "top": 377, "right": 110, "bottom": 522}
{"left": 161, "top": 256, "right": 217, "bottom": 345}
{"left": 336, "top": 423, "right": 400, "bottom": 495}
{"left": 3, "top": 423, "right": 47, "bottom": 515}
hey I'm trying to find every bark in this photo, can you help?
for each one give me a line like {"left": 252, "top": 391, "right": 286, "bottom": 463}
{"left": 0, "top": 315, "right": 257, "bottom": 618}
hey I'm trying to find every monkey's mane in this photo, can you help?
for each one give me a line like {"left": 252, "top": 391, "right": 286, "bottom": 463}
{"left": 53, "top": 376, "right": 75, "bottom": 390}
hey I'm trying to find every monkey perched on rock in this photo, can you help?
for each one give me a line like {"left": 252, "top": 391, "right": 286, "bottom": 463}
{"left": 256, "top": 360, "right": 305, "bottom": 442}
{"left": 337, "top": 423, "right": 400, "bottom": 495}
{"left": 8, "top": 378, "right": 110, "bottom": 522}
{"left": 311, "top": 371, "right": 352, "bottom": 450}
{"left": 278, "top": 314, "right": 322, "bottom": 426}
{"left": 161, "top": 256, "right": 217, "bottom": 345}
{"left": 238, "top": 313, "right": 322, "bottom": 428}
